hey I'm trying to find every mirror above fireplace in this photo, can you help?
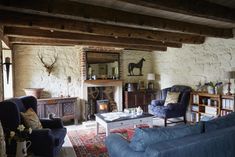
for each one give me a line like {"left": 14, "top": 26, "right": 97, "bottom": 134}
{"left": 86, "top": 52, "right": 120, "bottom": 80}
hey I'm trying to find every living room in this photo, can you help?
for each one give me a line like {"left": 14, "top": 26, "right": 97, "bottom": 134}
{"left": 0, "top": 0, "right": 235, "bottom": 157}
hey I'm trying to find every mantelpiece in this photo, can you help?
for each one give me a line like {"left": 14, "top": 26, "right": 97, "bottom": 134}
{"left": 84, "top": 79, "right": 123, "bottom": 85}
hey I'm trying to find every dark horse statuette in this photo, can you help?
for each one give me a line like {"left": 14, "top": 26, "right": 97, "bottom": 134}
{"left": 128, "top": 58, "right": 145, "bottom": 76}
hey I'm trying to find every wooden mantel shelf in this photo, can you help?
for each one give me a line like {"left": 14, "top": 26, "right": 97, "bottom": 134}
{"left": 84, "top": 79, "right": 123, "bottom": 85}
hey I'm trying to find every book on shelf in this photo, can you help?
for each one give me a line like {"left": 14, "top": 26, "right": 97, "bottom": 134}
{"left": 192, "top": 95, "right": 199, "bottom": 104}
{"left": 205, "top": 106, "right": 217, "bottom": 115}
{"left": 191, "top": 105, "right": 199, "bottom": 112}
{"left": 191, "top": 112, "right": 199, "bottom": 122}
{"left": 222, "top": 99, "right": 234, "bottom": 110}
{"left": 221, "top": 110, "right": 232, "bottom": 116}
{"left": 200, "top": 113, "right": 217, "bottom": 121}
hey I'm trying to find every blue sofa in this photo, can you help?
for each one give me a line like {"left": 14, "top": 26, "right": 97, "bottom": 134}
{"left": 105, "top": 112, "right": 235, "bottom": 157}
{"left": 0, "top": 96, "right": 67, "bottom": 157}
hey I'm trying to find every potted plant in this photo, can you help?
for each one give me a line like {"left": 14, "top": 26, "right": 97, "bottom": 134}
{"left": 205, "top": 81, "right": 223, "bottom": 94}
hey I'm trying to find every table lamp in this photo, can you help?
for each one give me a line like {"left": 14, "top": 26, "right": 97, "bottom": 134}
{"left": 147, "top": 73, "right": 155, "bottom": 90}
{"left": 226, "top": 71, "right": 235, "bottom": 95}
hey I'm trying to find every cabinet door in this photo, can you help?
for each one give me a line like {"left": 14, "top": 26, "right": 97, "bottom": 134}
{"left": 44, "top": 104, "right": 60, "bottom": 118}
{"left": 135, "top": 92, "right": 145, "bottom": 107}
{"left": 144, "top": 92, "right": 155, "bottom": 105}
{"left": 125, "top": 92, "right": 136, "bottom": 108}
{"left": 61, "top": 102, "right": 75, "bottom": 120}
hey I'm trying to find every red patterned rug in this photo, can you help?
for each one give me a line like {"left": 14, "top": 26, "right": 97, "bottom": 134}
{"left": 67, "top": 126, "right": 145, "bottom": 157}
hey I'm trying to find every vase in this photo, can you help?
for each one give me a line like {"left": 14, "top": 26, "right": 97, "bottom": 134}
{"left": 207, "top": 86, "right": 215, "bottom": 94}
{"left": 16, "top": 141, "right": 31, "bottom": 157}
{"left": 24, "top": 88, "right": 44, "bottom": 98}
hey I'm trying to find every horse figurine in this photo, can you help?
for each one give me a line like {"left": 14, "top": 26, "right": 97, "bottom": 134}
{"left": 128, "top": 58, "right": 145, "bottom": 76}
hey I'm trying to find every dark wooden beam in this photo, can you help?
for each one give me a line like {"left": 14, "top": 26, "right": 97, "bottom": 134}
{"left": 119, "top": 0, "right": 235, "bottom": 23}
{"left": 0, "top": 11, "right": 204, "bottom": 44}
{"left": 4, "top": 26, "right": 181, "bottom": 48}
{"left": 0, "top": 25, "right": 10, "bottom": 49}
{"left": 0, "top": 1, "right": 231, "bottom": 38}
{"left": 9, "top": 37, "right": 167, "bottom": 51}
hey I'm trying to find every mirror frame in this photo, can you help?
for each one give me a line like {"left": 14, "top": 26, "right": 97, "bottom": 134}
{"left": 86, "top": 51, "right": 120, "bottom": 80}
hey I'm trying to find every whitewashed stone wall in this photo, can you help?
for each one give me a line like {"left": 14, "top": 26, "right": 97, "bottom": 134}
{"left": 121, "top": 50, "right": 154, "bottom": 87}
{"left": 13, "top": 45, "right": 82, "bottom": 97}
{"left": 153, "top": 37, "right": 235, "bottom": 93}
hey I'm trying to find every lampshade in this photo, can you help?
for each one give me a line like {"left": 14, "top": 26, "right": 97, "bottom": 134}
{"left": 147, "top": 73, "right": 155, "bottom": 81}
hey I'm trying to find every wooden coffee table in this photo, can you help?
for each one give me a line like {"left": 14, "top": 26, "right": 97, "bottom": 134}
{"left": 95, "top": 112, "right": 154, "bottom": 136}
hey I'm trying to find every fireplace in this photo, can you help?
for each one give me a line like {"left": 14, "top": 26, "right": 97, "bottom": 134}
{"left": 86, "top": 86, "right": 117, "bottom": 119}
{"left": 80, "top": 80, "right": 123, "bottom": 121}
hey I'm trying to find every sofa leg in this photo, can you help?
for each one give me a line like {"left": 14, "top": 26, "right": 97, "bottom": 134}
{"left": 164, "top": 118, "right": 167, "bottom": 127}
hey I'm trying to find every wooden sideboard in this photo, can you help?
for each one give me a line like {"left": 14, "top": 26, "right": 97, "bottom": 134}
{"left": 37, "top": 97, "right": 77, "bottom": 124}
{"left": 124, "top": 90, "right": 157, "bottom": 112}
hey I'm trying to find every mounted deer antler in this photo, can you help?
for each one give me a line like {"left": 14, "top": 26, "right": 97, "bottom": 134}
{"left": 38, "top": 53, "right": 58, "bottom": 76}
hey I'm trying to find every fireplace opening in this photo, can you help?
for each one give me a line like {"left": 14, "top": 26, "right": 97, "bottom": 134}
{"left": 86, "top": 87, "right": 117, "bottom": 120}
{"left": 97, "top": 99, "right": 109, "bottom": 113}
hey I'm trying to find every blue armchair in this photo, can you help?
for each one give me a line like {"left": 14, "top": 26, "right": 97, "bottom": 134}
{"left": 0, "top": 96, "right": 67, "bottom": 157}
{"left": 148, "top": 85, "right": 192, "bottom": 126}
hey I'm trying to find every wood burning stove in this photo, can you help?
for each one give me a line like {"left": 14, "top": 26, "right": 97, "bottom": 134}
{"left": 96, "top": 99, "right": 109, "bottom": 113}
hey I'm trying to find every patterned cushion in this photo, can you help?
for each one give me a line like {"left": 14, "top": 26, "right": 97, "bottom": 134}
{"left": 164, "top": 91, "right": 180, "bottom": 106}
{"left": 20, "top": 108, "right": 42, "bottom": 129}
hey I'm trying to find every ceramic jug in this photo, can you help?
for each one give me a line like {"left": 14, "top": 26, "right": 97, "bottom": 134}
{"left": 16, "top": 140, "right": 31, "bottom": 157}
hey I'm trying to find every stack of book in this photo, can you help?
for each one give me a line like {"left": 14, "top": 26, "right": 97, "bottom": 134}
{"left": 222, "top": 99, "right": 234, "bottom": 110}
{"left": 191, "top": 112, "right": 199, "bottom": 122}
{"left": 205, "top": 106, "right": 217, "bottom": 115}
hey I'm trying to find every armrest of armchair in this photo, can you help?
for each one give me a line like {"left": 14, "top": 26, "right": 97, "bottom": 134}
{"left": 40, "top": 118, "right": 64, "bottom": 129}
{"left": 166, "top": 103, "right": 182, "bottom": 110}
{"left": 30, "top": 128, "right": 54, "bottom": 144}
{"left": 150, "top": 100, "right": 165, "bottom": 107}
{"left": 105, "top": 134, "right": 144, "bottom": 157}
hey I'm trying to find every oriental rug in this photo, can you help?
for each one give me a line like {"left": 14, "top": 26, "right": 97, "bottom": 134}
{"left": 67, "top": 127, "right": 141, "bottom": 157}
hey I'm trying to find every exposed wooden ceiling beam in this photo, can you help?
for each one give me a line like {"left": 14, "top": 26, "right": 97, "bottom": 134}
{"left": 0, "top": 0, "right": 232, "bottom": 38}
{"left": 118, "top": 0, "right": 235, "bottom": 23}
{"left": 9, "top": 37, "right": 167, "bottom": 51}
{"left": 0, "top": 15, "right": 204, "bottom": 45}
{"left": 0, "top": 25, "right": 10, "bottom": 49}
{"left": 4, "top": 26, "right": 181, "bottom": 48}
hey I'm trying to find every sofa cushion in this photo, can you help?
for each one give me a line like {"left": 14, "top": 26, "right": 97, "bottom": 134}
{"left": 129, "top": 123, "right": 202, "bottom": 152}
{"left": 164, "top": 92, "right": 180, "bottom": 106}
{"left": 20, "top": 108, "right": 43, "bottom": 129}
{"left": 145, "top": 125, "right": 235, "bottom": 157}
{"left": 204, "top": 112, "right": 235, "bottom": 132}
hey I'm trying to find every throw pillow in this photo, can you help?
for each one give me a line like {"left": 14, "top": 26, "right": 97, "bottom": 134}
{"left": 20, "top": 108, "right": 43, "bottom": 129}
{"left": 164, "top": 91, "right": 180, "bottom": 106}
{"left": 129, "top": 123, "right": 203, "bottom": 152}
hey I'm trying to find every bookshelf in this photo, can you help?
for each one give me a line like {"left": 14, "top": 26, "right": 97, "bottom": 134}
{"left": 221, "top": 95, "right": 235, "bottom": 116}
{"left": 190, "top": 92, "right": 221, "bottom": 123}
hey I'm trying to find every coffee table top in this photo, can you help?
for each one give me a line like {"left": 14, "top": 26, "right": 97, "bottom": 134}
{"left": 95, "top": 112, "right": 154, "bottom": 123}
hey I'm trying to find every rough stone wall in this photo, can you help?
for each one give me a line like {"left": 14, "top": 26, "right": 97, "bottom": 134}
{"left": 153, "top": 37, "right": 235, "bottom": 93}
{"left": 121, "top": 50, "right": 154, "bottom": 86}
{"left": 13, "top": 45, "right": 82, "bottom": 97}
